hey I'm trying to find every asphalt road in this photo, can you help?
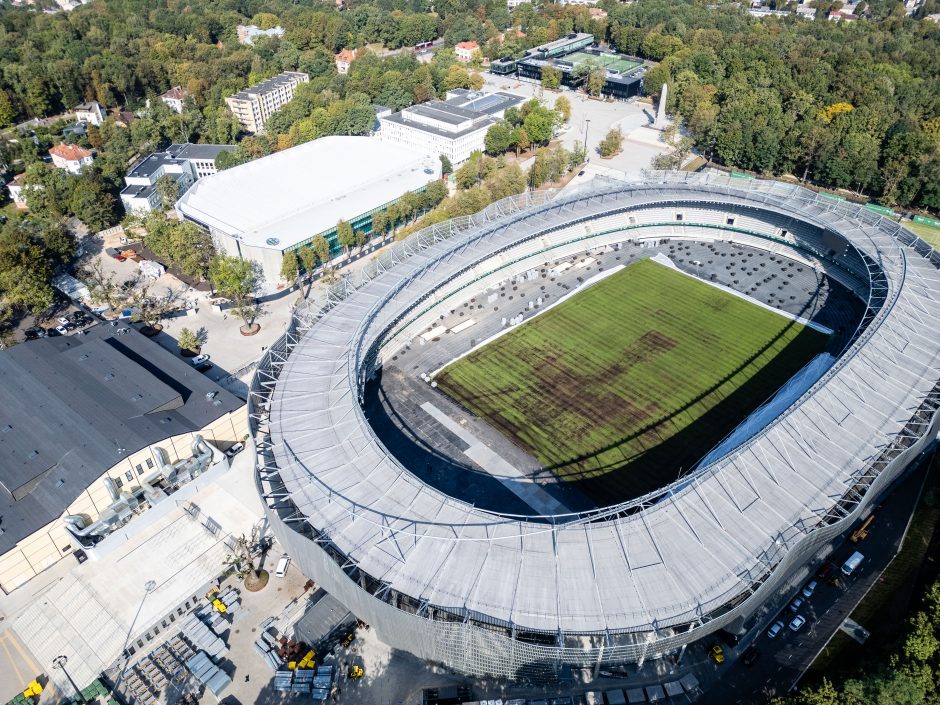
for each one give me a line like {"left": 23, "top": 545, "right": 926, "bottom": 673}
{"left": 699, "top": 450, "right": 932, "bottom": 705}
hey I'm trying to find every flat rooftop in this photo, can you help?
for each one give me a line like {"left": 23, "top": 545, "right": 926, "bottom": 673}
{"left": 229, "top": 71, "right": 307, "bottom": 101}
{"left": 176, "top": 136, "right": 439, "bottom": 251}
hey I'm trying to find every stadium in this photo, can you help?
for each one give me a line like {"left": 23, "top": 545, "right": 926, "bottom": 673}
{"left": 250, "top": 172, "right": 940, "bottom": 679}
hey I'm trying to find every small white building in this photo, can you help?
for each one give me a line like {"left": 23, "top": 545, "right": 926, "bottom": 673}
{"left": 176, "top": 136, "right": 441, "bottom": 287}
{"left": 73, "top": 101, "right": 104, "bottom": 127}
{"left": 455, "top": 41, "right": 479, "bottom": 63}
{"left": 335, "top": 48, "right": 356, "bottom": 75}
{"left": 159, "top": 86, "right": 189, "bottom": 114}
{"left": 6, "top": 173, "right": 27, "bottom": 208}
{"left": 48, "top": 143, "right": 94, "bottom": 174}
{"left": 120, "top": 143, "right": 235, "bottom": 215}
{"left": 378, "top": 89, "right": 524, "bottom": 165}
{"left": 507, "top": 0, "right": 531, "bottom": 9}
{"left": 236, "top": 24, "right": 285, "bottom": 44}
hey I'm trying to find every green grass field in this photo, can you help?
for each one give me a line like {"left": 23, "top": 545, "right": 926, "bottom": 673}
{"left": 903, "top": 220, "right": 940, "bottom": 250}
{"left": 435, "top": 259, "right": 828, "bottom": 502}
{"left": 566, "top": 51, "right": 642, "bottom": 74}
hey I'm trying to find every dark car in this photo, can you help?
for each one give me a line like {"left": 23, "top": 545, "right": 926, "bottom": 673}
{"left": 718, "top": 629, "right": 740, "bottom": 647}
{"left": 24, "top": 327, "right": 45, "bottom": 340}
{"left": 195, "top": 362, "right": 213, "bottom": 373}
{"left": 741, "top": 645, "right": 760, "bottom": 666}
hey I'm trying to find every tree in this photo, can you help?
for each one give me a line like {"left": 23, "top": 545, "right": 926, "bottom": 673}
{"left": 313, "top": 235, "right": 331, "bottom": 266}
{"left": 209, "top": 256, "right": 263, "bottom": 333}
{"left": 0, "top": 91, "right": 14, "bottom": 128}
{"left": 439, "top": 154, "right": 453, "bottom": 176}
{"left": 485, "top": 120, "right": 515, "bottom": 156}
{"left": 523, "top": 106, "right": 557, "bottom": 146}
{"left": 281, "top": 251, "right": 300, "bottom": 286}
{"left": 177, "top": 327, "right": 201, "bottom": 354}
{"left": 130, "top": 284, "right": 182, "bottom": 332}
{"left": 514, "top": 127, "right": 531, "bottom": 157}
{"left": 554, "top": 95, "right": 571, "bottom": 123}
{"left": 599, "top": 128, "right": 624, "bottom": 158}
{"left": 371, "top": 210, "right": 389, "bottom": 238}
{"left": 587, "top": 68, "right": 607, "bottom": 98}
{"left": 155, "top": 175, "right": 180, "bottom": 210}
{"left": 336, "top": 219, "right": 355, "bottom": 253}
{"left": 541, "top": 66, "right": 562, "bottom": 90}
{"left": 69, "top": 178, "right": 116, "bottom": 232}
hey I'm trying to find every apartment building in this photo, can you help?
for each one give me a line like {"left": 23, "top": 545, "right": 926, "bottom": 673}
{"left": 224, "top": 71, "right": 309, "bottom": 134}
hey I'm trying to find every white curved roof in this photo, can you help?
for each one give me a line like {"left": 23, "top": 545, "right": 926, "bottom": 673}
{"left": 176, "top": 136, "right": 439, "bottom": 250}
{"left": 267, "top": 174, "right": 940, "bottom": 634}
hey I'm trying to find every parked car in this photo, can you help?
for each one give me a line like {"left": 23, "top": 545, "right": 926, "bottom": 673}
{"left": 195, "top": 362, "right": 213, "bottom": 373}
{"left": 191, "top": 354, "right": 210, "bottom": 366}
{"left": 802, "top": 580, "right": 818, "bottom": 598}
{"left": 275, "top": 554, "right": 291, "bottom": 578}
{"left": 24, "top": 327, "right": 45, "bottom": 340}
{"left": 709, "top": 644, "right": 725, "bottom": 664}
{"left": 741, "top": 645, "right": 760, "bottom": 667}
{"left": 789, "top": 615, "right": 807, "bottom": 632}
{"left": 789, "top": 597, "right": 804, "bottom": 613}
{"left": 225, "top": 442, "right": 244, "bottom": 459}
{"left": 55, "top": 325, "right": 69, "bottom": 335}
{"left": 766, "top": 621, "right": 784, "bottom": 639}
{"left": 57, "top": 317, "right": 71, "bottom": 326}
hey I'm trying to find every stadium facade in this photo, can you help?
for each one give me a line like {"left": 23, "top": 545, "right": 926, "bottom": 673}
{"left": 250, "top": 172, "right": 940, "bottom": 679}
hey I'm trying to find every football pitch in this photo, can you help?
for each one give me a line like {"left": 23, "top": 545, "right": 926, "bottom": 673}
{"left": 566, "top": 51, "right": 642, "bottom": 74}
{"left": 434, "top": 259, "right": 828, "bottom": 503}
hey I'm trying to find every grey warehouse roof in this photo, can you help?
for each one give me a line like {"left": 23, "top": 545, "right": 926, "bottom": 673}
{"left": 0, "top": 323, "right": 242, "bottom": 553}
{"left": 264, "top": 174, "right": 940, "bottom": 636}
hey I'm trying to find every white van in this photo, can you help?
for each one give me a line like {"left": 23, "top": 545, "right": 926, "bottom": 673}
{"left": 275, "top": 554, "right": 291, "bottom": 578}
{"left": 841, "top": 551, "right": 864, "bottom": 576}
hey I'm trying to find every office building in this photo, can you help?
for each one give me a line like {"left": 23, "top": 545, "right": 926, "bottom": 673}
{"left": 378, "top": 89, "right": 525, "bottom": 164}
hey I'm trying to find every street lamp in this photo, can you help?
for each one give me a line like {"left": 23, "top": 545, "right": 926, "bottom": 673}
{"left": 583, "top": 118, "right": 591, "bottom": 162}
{"left": 113, "top": 580, "right": 158, "bottom": 696}
{"left": 52, "top": 655, "right": 87, "bottom": 705}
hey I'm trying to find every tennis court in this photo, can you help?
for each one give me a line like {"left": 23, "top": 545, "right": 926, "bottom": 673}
{"left": 566, "top": 51, "right": 642, "bottom": 74}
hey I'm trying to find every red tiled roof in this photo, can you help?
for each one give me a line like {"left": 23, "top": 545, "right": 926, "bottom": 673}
{"left": 335, "top": 48, "right": 356, "bottom": 63}
{"left": 456, "top": 41, "right": 479, "bottom": 50}
{"left": 49, "top": 143, "right": 92, "bottom": 161}
{"left": 161, "top": 86, "right": 188, "bottom": 100}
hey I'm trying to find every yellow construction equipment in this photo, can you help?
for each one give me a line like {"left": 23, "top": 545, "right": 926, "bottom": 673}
{"left": 298, "top": 650, "right": 316, "bottom": 669}
{"left": 851, "top": 514, "right": 875, "bottom": 543}
{"left": 212, "top": 598, "right": 227, "bottom": 613}
{"left": 23, "top": 681, "right": 43, "bottom": 698}
{"left": 348, "top": 665, "right": 364, "bottom": 679}
{"left": 287, "top": 661, "right": 297, "bottom": 670}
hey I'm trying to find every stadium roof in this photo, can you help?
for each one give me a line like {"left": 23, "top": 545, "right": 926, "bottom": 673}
{"left": 0, "top": 324, "right": 242, "bottom": 554}
{"left": 176, "top": 136, "right": 438, "bottom": 251}
{"left": 261, "top": 173, "right": 940, "bottom": 636}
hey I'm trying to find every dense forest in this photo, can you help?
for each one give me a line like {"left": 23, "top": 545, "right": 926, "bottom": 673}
{"left": 605, "top": 0, "right": 940, "bottom": 209}
{"left": 0, "top": 0, "right": 938, "bottom": 324}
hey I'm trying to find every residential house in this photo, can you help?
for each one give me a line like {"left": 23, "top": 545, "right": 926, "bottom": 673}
{"left": 455, "top": 41, "right": 479, "bottom": 63}
{"left": 6, "top": 174, "right": 27, "bottom": 208}
{"left": 73, "top": 101, "right": 104, "bottom": 127}
{"left": 48, "top": 143, "right": 94, "bottom": 175}
{"left": 335, "top": 48, "right": 356, "bottom": 75}
{"left": 159, "top": 86, "right": 189, "bottom": 114}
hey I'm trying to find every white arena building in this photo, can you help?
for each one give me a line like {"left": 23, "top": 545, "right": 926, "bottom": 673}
{"left": 176, "top": 136, "right": 440, "bottom": 287}
{"left": 249, "top": 172, "right": 940, "bottom": 680}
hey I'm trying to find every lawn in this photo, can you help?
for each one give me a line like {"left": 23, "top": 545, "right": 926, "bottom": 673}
{"left": 434, "top": 259, "right": 828, "bottom": 503}
{"left": 902, "top": 219, "right": 940, "bottom": 250}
